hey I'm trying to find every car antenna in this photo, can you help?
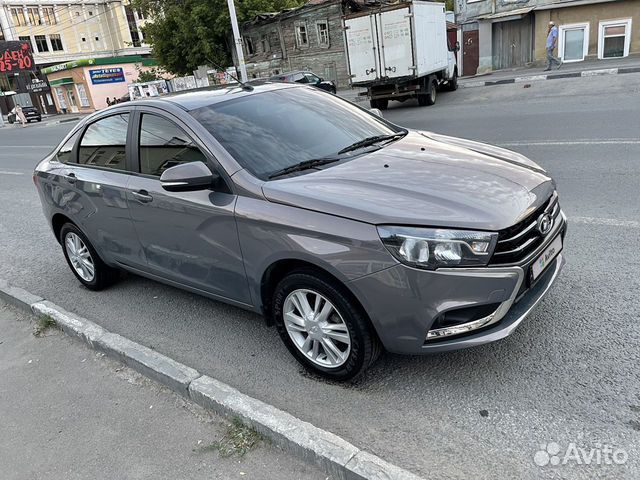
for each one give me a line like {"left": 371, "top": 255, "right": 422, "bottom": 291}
{"left": 207, "top": 58, "right": 253, "bottom": 91}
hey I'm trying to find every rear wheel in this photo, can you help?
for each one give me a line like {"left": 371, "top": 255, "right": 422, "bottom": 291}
{"left": 273, "top": 271, "right": 381, "bottom": 380}
{"left": 60, "top": 223, "right": 118, "bottom": 290}
{"left": 425, "top": 79, "right": 437, "bottom": 105}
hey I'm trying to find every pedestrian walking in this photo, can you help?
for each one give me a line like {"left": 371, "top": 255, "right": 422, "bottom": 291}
{"left": 15, "top": 104, "right": 27, "bottom": 127}
{"left": 106, "top": 97, "right": 112, "bottom": 106}
{"left": 112, "top": 97, "right": 118, "bottom": 105}
{"left": 545, "top": 21, "right": 562, "bottom": 71}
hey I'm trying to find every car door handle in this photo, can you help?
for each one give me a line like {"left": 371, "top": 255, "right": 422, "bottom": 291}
{"left": 132, "top": 190, "right": 153, "bottom": 203}
{"left": 64, "top": 172, "right": 76, "bottom": 184}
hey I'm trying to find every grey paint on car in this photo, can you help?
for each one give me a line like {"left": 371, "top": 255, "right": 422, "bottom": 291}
{"left": 34, "top": 84, "right": 566, "bottom": 379}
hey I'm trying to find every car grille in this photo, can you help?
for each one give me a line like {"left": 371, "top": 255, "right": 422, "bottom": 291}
{"left": 490, "top": 192, "right": 561, "bottom": 265}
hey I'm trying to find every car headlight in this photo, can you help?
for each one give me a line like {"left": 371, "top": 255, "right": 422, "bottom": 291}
{"left": 377, "top": 226, "right": 498, "bottom": 269}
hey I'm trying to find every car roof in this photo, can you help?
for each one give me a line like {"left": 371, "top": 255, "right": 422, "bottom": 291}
{"left": 127, "top": 82, "right": 298, "bottom": 111}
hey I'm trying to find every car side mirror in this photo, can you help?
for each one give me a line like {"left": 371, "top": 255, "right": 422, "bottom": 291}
{"left": 369, "top": 108, "right": 383, "bottom": 118}
{"left": 318, "top": 78, "right": 324, "bottom": 83}
{"left": 160, "top": 162, "right": 216, "bottom": 192}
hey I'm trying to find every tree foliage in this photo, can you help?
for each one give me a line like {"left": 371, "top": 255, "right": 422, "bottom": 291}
{"left": 134, "top": 0, "right": 305, "bottom": 75}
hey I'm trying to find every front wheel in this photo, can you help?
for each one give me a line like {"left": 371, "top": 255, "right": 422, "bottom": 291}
{"left": 60, "top": 223, "right": 118, "bottom": 290}
{"left": 447, "top": 71, "right": 458, "bottom": 91}
{"left": 273, "top": 272, "right": 381, "bottom": 381}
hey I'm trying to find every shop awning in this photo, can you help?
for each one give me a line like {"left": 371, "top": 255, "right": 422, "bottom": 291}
{"left": 48, "top": 77, "right": 74, "bottom": 86}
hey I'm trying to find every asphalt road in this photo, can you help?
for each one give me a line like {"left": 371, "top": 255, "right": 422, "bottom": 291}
{"left": 1, "top": 73, "right": 639, "bottom": 479}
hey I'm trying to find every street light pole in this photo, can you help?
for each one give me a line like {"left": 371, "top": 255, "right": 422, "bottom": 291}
{"left": 226, "top": 0, "right": 248, "bottom": 83}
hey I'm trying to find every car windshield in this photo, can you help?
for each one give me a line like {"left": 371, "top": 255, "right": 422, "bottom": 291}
{"left": 189, "top": 87, "right": 401, "bottom": 180}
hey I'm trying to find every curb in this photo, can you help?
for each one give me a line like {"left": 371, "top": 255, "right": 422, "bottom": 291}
{"left": 1, "top": 279, "right": 423, "bottom": 480}
{"left": 45, "top": 116, "right": 82, "bottom": 126}
{"left": 461, "top": 65, "right": 640, "bottom": 88}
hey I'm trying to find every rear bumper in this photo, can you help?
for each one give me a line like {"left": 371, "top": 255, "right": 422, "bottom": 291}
{"left": 348, "top": 227, "right": 566, "bottom": 355}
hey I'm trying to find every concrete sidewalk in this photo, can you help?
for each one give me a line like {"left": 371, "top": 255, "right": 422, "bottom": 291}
{"left": 0, "top": 303, "right": 327, "bottom": 480}
{"left": 460, "top": 54, "right": 640, "bottom": 87}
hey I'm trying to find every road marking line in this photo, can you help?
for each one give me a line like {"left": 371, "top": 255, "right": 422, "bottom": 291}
{"left": 499, "top": 140, "right": 640, "bottom": 146}
{"left": 0, "top": 171, "right": 24, "bottom": 176}
{"left": 572, "top": 216, "right": 640, "bottom": 228}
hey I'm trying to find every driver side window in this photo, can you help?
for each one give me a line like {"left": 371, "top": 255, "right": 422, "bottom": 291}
{"left": 139, "top": 114, "right": 208, "bottom": 176}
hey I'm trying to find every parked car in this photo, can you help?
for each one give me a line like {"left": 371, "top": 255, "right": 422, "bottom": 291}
{"left": 269, "top": 71, "right": 337, "bottom": 94}
{"left": 34, "top": 84, "right": 566, "bottom": 380}
{"left": 8, "top": 105, "right": 42, "bottom": 123}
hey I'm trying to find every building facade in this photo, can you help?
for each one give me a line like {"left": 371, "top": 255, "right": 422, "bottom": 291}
{"left": 455, "top": 0, "right": 640, "bottom": 75}
{"left": 239, "top": 0, "right": 355, "bottom": 88}
{"left": 0, "top": 0, "right": 150, "bottom": 115}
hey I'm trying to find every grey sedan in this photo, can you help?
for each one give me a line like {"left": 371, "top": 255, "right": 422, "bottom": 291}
{"left": 34, "top": 84, "right": 566, "bottom": 380}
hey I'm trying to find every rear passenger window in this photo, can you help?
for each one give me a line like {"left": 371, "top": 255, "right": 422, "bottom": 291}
{"left": 55, "top": 131, "right": 80, "bottom": 163}
{"left": 78, "top": 114, "right": 129, "bottom": 170}
{"left": 139, "top": 114, "right": 208, "bottom": 176}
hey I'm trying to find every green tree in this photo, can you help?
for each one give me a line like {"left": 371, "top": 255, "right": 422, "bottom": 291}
{"left": 134, "top": 0, "right": 305, "bottom": 74}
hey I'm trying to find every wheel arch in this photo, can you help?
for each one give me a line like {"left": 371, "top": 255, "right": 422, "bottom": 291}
{"left": 259, "top": 257, "right": 371, "bottom": 331}
{"left": 51, "top": 213, "right": 76, "bottom": 244}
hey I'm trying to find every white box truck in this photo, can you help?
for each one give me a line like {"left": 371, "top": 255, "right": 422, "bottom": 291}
{"left": 344, "top": 1, "right": 458, "bottom": 109}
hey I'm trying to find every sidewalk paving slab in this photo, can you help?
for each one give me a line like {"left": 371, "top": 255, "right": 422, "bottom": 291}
{"left": 0, "top": 303, "right": 328, "bottom": 480}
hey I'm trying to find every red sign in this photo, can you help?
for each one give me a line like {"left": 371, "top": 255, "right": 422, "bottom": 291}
{"left": 0, "top": 41, "right": 35, "bottom": 72}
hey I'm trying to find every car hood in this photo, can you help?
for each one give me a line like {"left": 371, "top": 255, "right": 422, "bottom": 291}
{"left": 262, "top": 131, "right": 555, "bottom": 231}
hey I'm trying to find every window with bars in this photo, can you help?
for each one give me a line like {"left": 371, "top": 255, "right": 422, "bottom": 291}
{"left": 35, "top": 35, "right": 49, "bottom": 53}
{"left": 50, "top": 34, "right": 64, "bottom": 51}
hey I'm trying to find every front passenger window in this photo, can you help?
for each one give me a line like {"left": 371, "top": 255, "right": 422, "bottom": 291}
{"left": 139, "top": 114, "right": 208, "bottom": 176}
{"left": 78, "top": 114, "right": 129, "bottom": 170}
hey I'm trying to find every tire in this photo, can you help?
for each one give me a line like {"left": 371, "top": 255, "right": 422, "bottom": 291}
{"left": 273, "top": 271, "right": 381, "bottom": 381}
{"left": 425, "top": 79, "right": 437, "bottom": 105}
{"left": 447, "top": 70, "right": 458, "bottom": 91}
{"left": 369, "top": 99, "right": 378, "bottom": 109}
{"left": 376, "top": 98, "right": 388, "bottom": 110}
{"left": 59, "top": 223, "right": 118, "bottom": 290}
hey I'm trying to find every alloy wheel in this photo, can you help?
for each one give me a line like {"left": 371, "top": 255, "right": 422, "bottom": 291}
{"left": 282, "top": 289, "right": 351, "bottom": 368}
{"left": 65, "top": 232, "right": 95, "bottom": 282}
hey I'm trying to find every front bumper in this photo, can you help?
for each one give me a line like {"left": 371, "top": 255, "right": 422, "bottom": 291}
{"left": 348, "top": 220, "right": 566, "bottom": 355}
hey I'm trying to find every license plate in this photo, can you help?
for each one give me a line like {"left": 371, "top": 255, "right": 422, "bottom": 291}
{"left": 531, "top": 235, "right": 562, "bottom": 280}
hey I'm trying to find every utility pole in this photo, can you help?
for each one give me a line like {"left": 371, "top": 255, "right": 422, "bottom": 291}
{"left": 226, "top": 0, "right": 248, "bottom": 82}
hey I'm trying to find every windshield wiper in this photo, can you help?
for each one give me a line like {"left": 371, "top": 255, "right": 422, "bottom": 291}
{"left": 338, "top": 131, "right": 407, "bottom": 154}
{"left": 268, "top": 157, "right": 340, "bottom": 179}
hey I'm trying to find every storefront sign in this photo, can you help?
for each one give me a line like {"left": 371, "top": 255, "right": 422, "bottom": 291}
{"left": 25, "top": 79, "right": 50, "bottom": 93}
{"left": 0, "top": 41, "right": 35, "bottom": 72}
{"left": 89, "top": 68, "right": 125, "bottom": 84}
{"left": 42, "top": 58, "right": 97, "bottom": 74}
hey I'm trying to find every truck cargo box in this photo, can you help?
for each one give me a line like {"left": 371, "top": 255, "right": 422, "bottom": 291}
{"left": 344, "top": 1, "right": 449, "bottom": 86}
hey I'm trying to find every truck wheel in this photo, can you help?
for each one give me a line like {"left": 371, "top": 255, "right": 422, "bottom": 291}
{"left": 370, "top": 99, "right": 378, "bottom": 109}
{"left": 447, "top": 70, "right": 458, "bottom": 91}
{"left": 377, "top": 99, "right": 388, "bottom": 110}
{"left": 425, "top": 80, "right": 437, "bottom": 105}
